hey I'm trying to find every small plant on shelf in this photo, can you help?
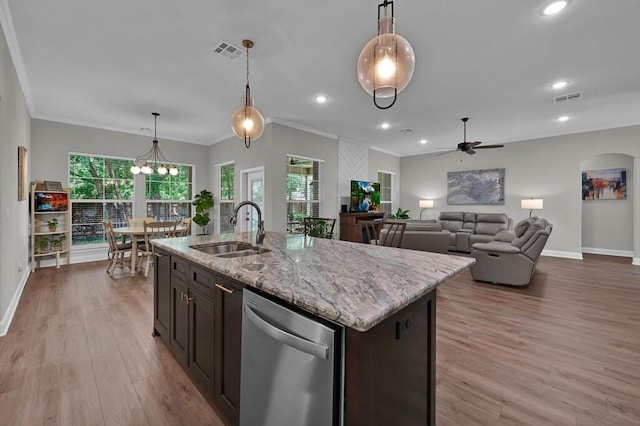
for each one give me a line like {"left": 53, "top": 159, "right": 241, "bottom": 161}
{"left": 36, "top": 237, "right": 50, "bottom": 254}
{"left": 50, "top": 235, "right": 66, "bottom": 252}
{"left": 46, "top": 218, "right": 59, "bottom": 232}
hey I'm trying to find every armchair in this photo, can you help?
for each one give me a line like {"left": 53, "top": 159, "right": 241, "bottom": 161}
{"left": 470, "top": 217, "right": 552, "bottom": 286}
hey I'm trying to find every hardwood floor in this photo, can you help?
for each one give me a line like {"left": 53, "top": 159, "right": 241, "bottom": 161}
{"left": 0, "top": 254, "right": 638, "bottom": 425}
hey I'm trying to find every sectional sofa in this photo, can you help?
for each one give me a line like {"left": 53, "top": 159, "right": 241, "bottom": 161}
{"left": 438, "top": 211, "right": 512, "bottom": 252}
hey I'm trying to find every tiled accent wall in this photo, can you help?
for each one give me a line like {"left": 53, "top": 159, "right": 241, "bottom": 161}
{"left": 338, "top": 139, "right": 368, "bottom": 201}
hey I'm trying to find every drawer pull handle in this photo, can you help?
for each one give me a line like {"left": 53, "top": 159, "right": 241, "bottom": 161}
{"left": 180, "top": 291, "right": 185, "bottom": 301}
{"left": 154, "top": 252, "right": 164, "bottom": 258}
{"left": 186, "top": 296, "right": 193, "bottom": 304}
{"left": 215, "top": 283, "right": 234, "bottom": 294}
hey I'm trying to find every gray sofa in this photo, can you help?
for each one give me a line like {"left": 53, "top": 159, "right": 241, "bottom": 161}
{"left": 470, "top": 217, "right": 553, "bottom": 286}
{"left": 398, "top": 221, "right": 450, "bottom": 253}
{"left": 439, "top": 212, "right": 512, "bottom": 253}
{"left": 379, "top": 220, "right": 450, "bottom": 253}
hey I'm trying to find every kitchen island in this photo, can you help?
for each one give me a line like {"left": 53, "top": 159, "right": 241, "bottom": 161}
{"left": 152, "top": 231, "right": 474, "bottom": 426}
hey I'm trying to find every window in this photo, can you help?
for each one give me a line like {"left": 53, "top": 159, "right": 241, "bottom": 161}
{"left": 69, "top": 154, "right": 134, "bottom": 245}
{"left": 378, "top": 171, "right": 392, "bottom": 216}
{"left": 286, "top": 157, "right": 321, "bottom": 233}
{"left": 145, "top": 165, "right": 193, "bottom": 221}
{"left": 219, "top": 163, "right": 235, "bottom": 234}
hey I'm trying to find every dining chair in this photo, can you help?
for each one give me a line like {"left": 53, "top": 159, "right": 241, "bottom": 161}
{"left": 140, "top": 221, "right": 177, "bottom": 277}
{"left": 360, "top": 220, "right": 406, "bottom": 248}
{"left": 303, "top": 217, "right": 336, "bottom": 239}
{"left": 102, "top": 220, "right": 135, "bottom": 276}
{"left": 176, "top": 217, "right": 192, "bottom": 237}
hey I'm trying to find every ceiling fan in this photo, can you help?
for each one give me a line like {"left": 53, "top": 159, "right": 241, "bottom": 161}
{"left": 438, "top": 117, "right": 504, "bottom": 155}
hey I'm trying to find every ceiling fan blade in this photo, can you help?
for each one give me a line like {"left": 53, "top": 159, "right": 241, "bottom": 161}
{"left": 466, "top": 149, "right": 476, "bottom": 155}
{"left": 474, "top": 144, "right": 504, "bottom": 149}
{"left": 437, "top": 150, "right": 458, "bottom": 156}
{"left": 467, "top": 141, "right": 482, "bottom": 148}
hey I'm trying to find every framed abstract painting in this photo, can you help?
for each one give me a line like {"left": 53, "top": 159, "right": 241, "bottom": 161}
{"left": 582, "top": 168, "right": 626, "bottom": 200}
{"left": 447, "top": 168, "right": 505, "bottom": 205}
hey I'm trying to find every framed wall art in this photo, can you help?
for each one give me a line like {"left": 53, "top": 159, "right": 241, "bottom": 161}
{"left": 447, "top": 168, "right": 505, "bottom": 205}
{"left": 581, "top": 168, "right": 627, "bottom": 200}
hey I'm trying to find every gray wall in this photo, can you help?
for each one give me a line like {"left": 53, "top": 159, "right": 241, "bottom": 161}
{"left": 581, "top": 153, "right": 634, "bottom": 254}
{"left": 400, "top": 125, "right": 640, "bottom": 260}
{"left": 209, "top": 123, "right": 339, "bottom": 233}
{"left": 31, "top": 119, "right": 211, "bottom": 212}
{"left": 0, "top": 21, "right": 31, "bottom": 335}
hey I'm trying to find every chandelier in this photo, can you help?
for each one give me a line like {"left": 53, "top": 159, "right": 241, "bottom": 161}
{"left": 130, "top": 112, "right": 178, "bottom": 176}
{"left": 357, "top": 0, "right": 415, "bottom": 110}
{"left": 231, "top": 39, "right": 264, "bottom": 148}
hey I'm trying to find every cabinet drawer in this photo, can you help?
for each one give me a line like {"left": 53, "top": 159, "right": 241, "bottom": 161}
{"left": 171, "top": 256, "right": 189, "bottom": 282}
{"left": 191, "top": 265, "right": 215, "bottom": 296}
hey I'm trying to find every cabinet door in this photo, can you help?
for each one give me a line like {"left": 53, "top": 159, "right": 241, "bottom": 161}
{"left": 188, "top": 288, "right": 215, "bottom": 397}
{"left": 213, "top": 276, "right": 243, "bottom": 424}
{"left": 154, "top": 249, "right": 171, "bottom": 340}
{"left": 170, "top": 279, "right": 189, "bottom": 365}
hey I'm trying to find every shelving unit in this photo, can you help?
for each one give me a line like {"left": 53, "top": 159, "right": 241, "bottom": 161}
{"left": 30, "top": 182, "right": 71, "bottom": 272}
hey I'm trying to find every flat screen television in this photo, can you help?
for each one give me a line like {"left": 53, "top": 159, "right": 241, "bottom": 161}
{"left": 350, "top": 180, "right": 381, "bottom": 212}
{"left": 35, "top": 192, "right": 68, "bottom": 212}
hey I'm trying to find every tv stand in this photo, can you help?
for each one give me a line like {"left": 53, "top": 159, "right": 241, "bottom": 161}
{"left": 339, "top": 212, "right": 385, "bottom": 243}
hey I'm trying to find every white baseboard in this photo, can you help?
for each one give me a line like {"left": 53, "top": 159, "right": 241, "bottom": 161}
{"left": 581, "top": 247, "right": 634, "bottom": 258}
{"left": 0, "top": 267, "right": 31, "bottom": 337}
{"left": 632, "top": 258, "right": 640, "bottom": 266}
{"left": 35, "top": 244, "right": 109, "bottom": 269}
{"left": 541, "top": 250, "right": 583, "bottom": 260}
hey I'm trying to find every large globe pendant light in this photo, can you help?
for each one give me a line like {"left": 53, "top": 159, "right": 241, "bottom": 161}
{"left": 357, "top": 0, "right": 415, "bottom": 110}
{"left": 231, "top": 39, "right": 264, "bottom": 149}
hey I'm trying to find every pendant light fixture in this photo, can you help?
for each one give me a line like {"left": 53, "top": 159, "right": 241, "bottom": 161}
{"left": 130, "top": 113, "right": 178, "bottom": 176}
{"left": 357, "top": 0, "right": 415, "bottom": 110}
{"left": 231, "top": 39, "right": 264, "bottom": 148}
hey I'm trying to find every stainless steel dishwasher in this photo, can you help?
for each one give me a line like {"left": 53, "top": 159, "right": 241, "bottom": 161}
{"left": 240, "top": 289, "right": 343, "bottom": 426}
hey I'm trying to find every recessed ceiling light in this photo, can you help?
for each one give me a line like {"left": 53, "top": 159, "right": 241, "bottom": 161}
{"left": 552, "top": 81, "right": 568, "bottom": 89}
{"left": 420, "top": 139, "right": 428, "bottom": 144}
{"left": 381, "top": 122, "right": 390, "bottom": 129}
{"left": 315, "top": 95, "right": 327, "bottom": 104}
{"left": 558, "top": 115, "right": 570, "bottom": 122}
{"left": 543, "top": 1, "right": 569, "bottom": 16}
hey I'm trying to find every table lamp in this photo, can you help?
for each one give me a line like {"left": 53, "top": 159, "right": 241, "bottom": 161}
{"left": 521, "top": 199, "right": 543, "bottom": 217}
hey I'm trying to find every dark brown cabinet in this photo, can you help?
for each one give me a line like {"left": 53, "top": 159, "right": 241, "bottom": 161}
{"left": 339, "top": 212, "right": 385, "bottom": 242}
{"left": 154, "top": 251, "right": 243, "bottom": 425}
{"left": 188, "top": 288, "right": 215, "bottom": 394}
{"left": 213, "top": 276, "right": 243, "bottom": 424}
{"left": 170, "top": 278, "right": 189, "bottom": 365}
{"left": 153, "top": 248, "right": 171, "bottom": 341}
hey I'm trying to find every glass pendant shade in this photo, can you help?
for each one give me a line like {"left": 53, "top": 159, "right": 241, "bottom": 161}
{"left": 157, "top": 165, "right": 168, "bottom": 175}
{"left": 357, "top": 2, "right": 415, "bottom": 109}
{"left": 169, "top": 166, "right": 179, "bottom": 176}
{"left": 130, "top": 164, "right": 141, "bottom": 174}
{"left": 231, "top": 96, "right": 265, "bottom": 141}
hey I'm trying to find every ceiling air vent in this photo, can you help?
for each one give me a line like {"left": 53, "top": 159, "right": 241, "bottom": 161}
{"left": 554, "top": 91, "right": 583, "bottom": 103}
{"left": 213, "top": 41, "right": 244, "bottom": 60}
{"left": 398, "top": 128, "right": 414, "bottom": 134}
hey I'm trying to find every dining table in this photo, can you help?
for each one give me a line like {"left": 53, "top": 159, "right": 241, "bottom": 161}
{"left": 112, "top": 224, "right": 186, "bottom": 276}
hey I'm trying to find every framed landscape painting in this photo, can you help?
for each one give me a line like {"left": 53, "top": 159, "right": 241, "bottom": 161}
{"left": 447, "top": 168, "right": 505, "bottom": 205}
{"left": 582, "top": 168, "right": 626, "bottom": 200}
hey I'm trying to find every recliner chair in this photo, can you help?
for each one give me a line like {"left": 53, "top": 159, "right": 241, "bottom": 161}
{"left": 470, "top": 217, "right": 553, "bottom": 286}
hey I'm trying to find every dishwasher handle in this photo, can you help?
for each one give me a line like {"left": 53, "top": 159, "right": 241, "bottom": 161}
{"left": 244, "top": 304, "right": 329, "bottom": 360}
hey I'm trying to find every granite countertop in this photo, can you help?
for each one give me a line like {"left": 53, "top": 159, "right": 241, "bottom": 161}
{"left": 153, "top": 232, "right": 474, "bottom": 332}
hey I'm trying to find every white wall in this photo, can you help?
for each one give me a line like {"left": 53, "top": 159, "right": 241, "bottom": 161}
{"left": 581, "top": 153, "right": 634, "bottom": 254}
{"left": 31, "top": 119, "right": 210, "bottom": 194}
{"left": 400, "top": 125, "right": 640, "bottom": 261}
{"left": 0, "top": 21, "right": 31, "bottom": 335}
{"left": 209, "top": 123, "right": 339, "bottom": 233}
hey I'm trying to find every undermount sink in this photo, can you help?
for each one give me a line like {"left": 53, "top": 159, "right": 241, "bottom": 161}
{"left": 189, "top": 241, "right": 270, "bottom": 258}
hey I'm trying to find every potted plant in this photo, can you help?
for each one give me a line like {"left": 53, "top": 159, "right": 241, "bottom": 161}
{"left": 50, "top": 235, "right": 66, "bottom": 252}
{"left": 388, "top": 208, "right": 410, "bottom": 219}
{"left": 46, "top": 218, "right": 58, "bottom": 232}
{"left": 36, "top": 237, "right": 50, "bottom": 254}
{"left": 192, "top": 189, "right": 214, "bottom": 235}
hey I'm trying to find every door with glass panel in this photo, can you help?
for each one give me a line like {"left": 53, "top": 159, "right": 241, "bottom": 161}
{"left": 241, "top": 169, "right": 264, "bottom": 233}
